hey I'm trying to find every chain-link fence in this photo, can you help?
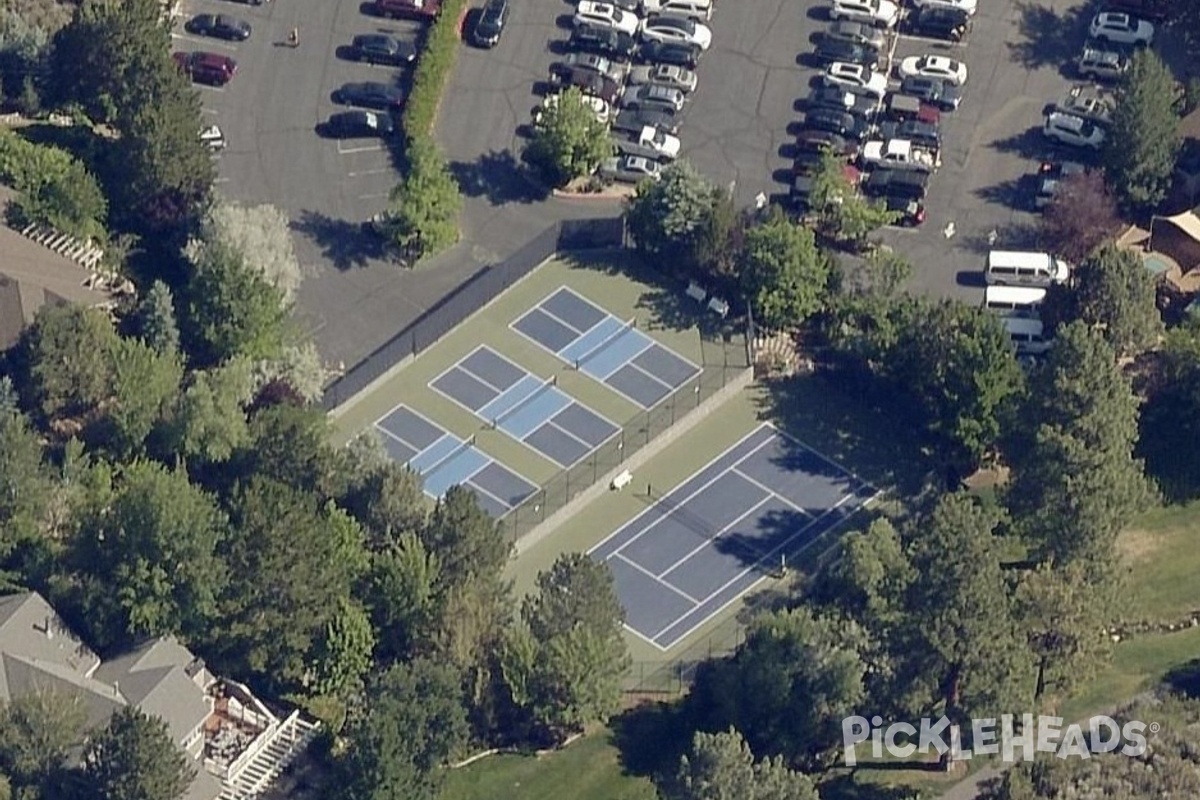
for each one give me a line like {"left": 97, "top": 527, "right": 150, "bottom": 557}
{"left": 623, "top": 613, "right": 746, "bottom": 694}
{"left": 499, "top": 327, "right": 751, "bottom": 542}
{"left": 321, "top": 217, "right": 626, "bottom": 411}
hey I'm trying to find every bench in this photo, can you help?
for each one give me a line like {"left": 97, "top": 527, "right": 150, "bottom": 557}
{"left": 686, "top": 281, "right": 707, "bottom": 303}
{"left": 708, "top": 297, "right": 729, "bottom": 318}
{"left": 610, "top": 469, "right": 633, "bottom": 491}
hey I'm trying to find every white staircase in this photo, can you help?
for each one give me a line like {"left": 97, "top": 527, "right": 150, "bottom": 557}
{"left": 217, "top": 713, "right": 320, "bottom": 800}
{"left": 20, "top": 221, "right": 105, "bottom": 270}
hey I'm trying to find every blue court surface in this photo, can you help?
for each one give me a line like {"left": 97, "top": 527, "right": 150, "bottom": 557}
{"left": 430, "top": 346, "right": 620, "bottom": 468}
{"left": 374, "top": 404, "right": 538, "bottom": 517}
{"left": 511, "top": 287, "right": 701, "bottom": 409}
{"left": 590, "top": 424, "right": 877, "bottom": 650}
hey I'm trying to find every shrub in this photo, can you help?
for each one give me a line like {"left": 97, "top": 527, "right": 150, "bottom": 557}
{"left": 0, "top": 127, "right": 107, "bottom": 240}
{"left": 401, "top": 0, "right": 471, "bottom": 139}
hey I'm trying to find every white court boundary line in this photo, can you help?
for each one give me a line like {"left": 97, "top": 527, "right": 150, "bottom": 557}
{"left": 615, "top": 553, "right": 699, "bottom": 604}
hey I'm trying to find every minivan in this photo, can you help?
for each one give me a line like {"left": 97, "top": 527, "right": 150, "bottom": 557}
{"left": 1002, "top": 317, "right": 1052, "bottom": 355}
{"left": 187, "top": 52, "right": 238, "bottom": 86}
{"left": 642, "top": 0, "right": 712, "bottom": 21}
{"left": 985, "top": 250, "right": 1070, "bottom": 287}
{"left": 982, "top": 285, "right": 1046, "bottom": 317}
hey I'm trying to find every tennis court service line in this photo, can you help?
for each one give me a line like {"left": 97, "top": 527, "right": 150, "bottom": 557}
{"left": 729, "top": 466, "right": 813, "bottom": 518}
{"left": 537, "top": 298, "right": 589, "bottom": 336}
{"left": 573, "top": 317, "right": 639, "bottom": 370}
{"left": 615, "top": 553, "right": 700, "bottom": 604}
{"left": 654, "top": 494, "right": 777, "bottom": 580}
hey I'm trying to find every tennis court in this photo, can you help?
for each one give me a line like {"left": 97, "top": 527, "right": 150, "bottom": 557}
{"left": 374, "top": 404, "right": 538, "bottom": 517}
{"left": 590, "top": 424, "right": 876, "bottom": 650}
{"left": 430, "top": 346, "right": 620, "bottom": 468}
{"left": 511, "top": 286, "right": 701, "bottom": 409}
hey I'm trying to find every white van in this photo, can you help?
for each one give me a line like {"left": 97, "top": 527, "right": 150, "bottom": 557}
{"left": 985, "top": 250, "right": 1070, "bottom": 287}
{"left": 641, "top": 0, "right": 712, "bottom": 20}
{"left": 982, "top": 286, "right": 1046, "bottom": 318}
{"left": 1002, "top": 317, "right": 1052, "bottom": 355}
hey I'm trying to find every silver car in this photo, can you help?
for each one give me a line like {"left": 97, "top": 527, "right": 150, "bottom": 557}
{"left": 626, "top": 63, "right": 697, "bottom": 93}
{"left": 598, "top": 154, "right": 663, "bottom": 183}
{"left": 620, "top": 83, "right": 686, "bottom": 113}
{"left": 560, "top": 51, "right": 630, "bottom": 82}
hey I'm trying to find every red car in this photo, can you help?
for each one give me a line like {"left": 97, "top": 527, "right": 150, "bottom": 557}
{"left": 374, "top": 0, "right": 441, "bottom": 20}
{"left": 173, "top": 51, "right": 238, "bottom": 86}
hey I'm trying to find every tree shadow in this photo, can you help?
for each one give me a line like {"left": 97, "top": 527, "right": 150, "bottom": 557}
{"left": 973, "top": 176, "right": 1033, "bottom": 211}
{"left": 448, "top": 149, "right": 550, "bottom": 205}
{"left": 956, "top": 220, "right": 1041, "bottom": 256}
{"left": 1164, "top": 658, "right": 1200, "bottom": 698}
{"left": 291, "top": 209, "right": 394, "bottom": 270}
{"left": 609, "top": 701, "right": 692, "bottom": 782}
{"left": 1007, "top": 0, "right": 1093, "bottom": 69}
{"left": 987, "top": 127, "right": 1052, "bottom": 160}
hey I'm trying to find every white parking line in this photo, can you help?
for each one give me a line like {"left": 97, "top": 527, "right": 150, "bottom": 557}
{"left": 201, "top": 108, "right": 219, "bottom": 116}
{"left": 170, "top": 33, "right": 239, "bottom": 52}
{"left": 214, "top": 177, "right": 231, "bottom": 184}
{"left": 896, "top": 33, "right": 967, "bottom": 48}
{"left": 347, "top": 167, "right": 392, "bottom": 177}
{"left": 338, "top": 143, "right": 384, "bottom": 154}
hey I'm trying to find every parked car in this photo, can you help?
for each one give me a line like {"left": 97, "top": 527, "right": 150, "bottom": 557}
{"left": 557, "top": 51, "right": 630, "bottom": 82}
{"left": 1043, "top": 111, "right": 1106, "bottom": 149}
{"left": 636, "top": 40, "right": 701, "bottom": 67}
{"left": 805, "top": 107, "right": 871, "bottom": 139}
{"left": 863, "top": 167, "right": 930, "bottom": 199}
{"left": 1076, "top": 46, "right": 1128, "bottom": 82}
{"left": 615, "top": 125, "right": 682, "bottom": 159}
{"left": 823, "top": 62, "right": 888, "bottom": 98}
{"left": 1032, "top": 160, "right": 1086, "bottom": 210}
{"left": 1053, "top": 90, "right": 1114, "bottom": 125}
{"left": 829, "top": 0, "right": 900, "bottom": 28}
{"left": 812, "top": 38, "right": 879, "bottom": 69}
{"left": 333, "top": 81, "right": 406, "bottom": 111}
{"left": 173, "top": 51, "right": 238, "bottom": 86}
{"left": 621, "top": 83, "right": 687, "bottom": 113}
{"left": 569, "top": 23, "right": 638, "bottom": 59}
{"left": 640, "top": 14, "right": 713, "bottom": 50}
{"left": 1099, "top": 0, "right": 1168, "bottom": 23}
{"left": 612, "top": 107, "right": 680, "bottom": 135}
{"left": 323, "top": 110, "right": 396, "bottom": 138}
{"left": 821, "top": 20, "right": 886, "bottom": 50}
{"left": 908, "top": 6, "right": 969, "bottom": 41}
{"left": 898, "top": 75, "right": 962, "bottom": 110}
{"left": 1088, "top": 11, "right": 1154, "bottom": 45}
{"left": 184, "top": 14, "right": 251, "bottom": 41}
{"left": 626, "top": 63, "right": 697, "bottom": 92}
{"left": 881, "top": 193, "right": 926, "bottom": 225}
{"left": 884, "top": 93, "right": 940, "bottom": 124}
{"left": 641, "top": 0, "right": 712, "bottom": 20}
{"left": 373, "top": 0, "right": 441, "bottom": 19}
{"left": 908, "top": 0, "right": 975, "bottom": 16}
{"left": 200, "top": 125, "right": 226, "bottom": 151}
{"left": 574, "top": 1, "right": 641, "bottom": 35}
{"left": 546, "top": 66, "right": 624, "bottom": 105}
{"left": 808, "top": 86, "right": 879, "bottom": 119}
{"left": 878, "top": 118, "right": 940, "bottom": 148}
{"left": 859, "top": 138, "right": 940, "bottom": 172}
{"left": 537, "top": 91, "right": 613, "bottom": 124}
{"left": 796, "top": 128, "right": 859, "bottom": 157}
{"left": 351, "top": 34, "right": 417, "bottom": 65}
{"left": 472, "top": 0, "right": 510, "bottom": 47}
{"left": 898, "top": 54, "right": 967, "bottom": 86}
{"left": 599, "top": 154, "right": 663, "bottom": 183}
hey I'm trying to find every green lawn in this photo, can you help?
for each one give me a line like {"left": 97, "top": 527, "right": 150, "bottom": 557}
{"left": 440, "top": 731, "right": 657, "bottom": 800}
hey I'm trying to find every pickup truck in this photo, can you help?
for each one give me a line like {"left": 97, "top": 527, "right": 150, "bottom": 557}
{"left": 614, "top": 125, "right": 681, "bottom": 160}
{"left": 859, "top": 138, "right": 940, "bottom": 172}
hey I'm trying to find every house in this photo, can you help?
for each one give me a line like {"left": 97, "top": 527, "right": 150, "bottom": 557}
{"left": 0, "top": 591, "right": 318, "bottom": 800}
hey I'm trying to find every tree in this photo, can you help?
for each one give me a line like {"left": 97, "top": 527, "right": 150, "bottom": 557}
{"left": 362, "top": 532, "right": 441, "bottom": 664}
{"left": 95, "top": 335, "right": 182, "bottom": 456}
{"left": 195, "top": 202, "right": 303, "bottom": 303}
{"left": 672, "top": 729, "right": 819, "bottom": 800}
{"left": 625, "top": 160, "right": 730, "bottom": 283}
{"left": 523, "top": 86, "right": 614, "bottom": 187}
{"left": 1006, "top": 322, "right": 1154, "bottom": 571}
{"left": 0, "top": 408, "right": 54, "bottom": 576}
{"left": 334, "top": 658, "right": 468, "bottom": 800}
{"left": 0, "top": 129, "right": 108, "bottom": 241}
{"left": 342, "top": 460, "right": 427, "bottom": 550}
{"left": 181, "top": 240, "right": 288, "bottom": 365}
{"left": 136, "top": 281, "right": 180, "bottom": 357}
{"left": 69, "top": 460, "right": 228, "bottom": 650}
{"left": 382, "top": 135, "right": 462, "bottom": 261}
{"left": 1104, "top": 48, "right": 1182, "bottom": 210}
{"left": 229, "top": 404, "right": 351, "bottom": 501}
{"left": 311, "top": 597, "right": 376, "bottom": 698}
{"left": 159, "top": 359, "right": 253, "bottom": 464}
{"left": 0, "top": 691, "right": 88, "bottom": 792}
{"left": 1039, "top": 170, "right": 1121, "bottom": 264}
{"left": 80, "top": 707, "right": 195, "bottom": 800}
{"left": 509, "top": 554, "right": 629, "bottom": 741}
{"left": 809, "top": 148, "right": 898, "bottom": 247}
{"left": 1138, "top": 319, "right": 1200, "bottom": 499}
{"left": 739, "top": 207, "right": 834, "bottom": 329}
{"left": 12, "top": 304, "right": 119, "bottom": 422}
{"left": 1041, "top": 244, "right": 1162, "bottom": 358}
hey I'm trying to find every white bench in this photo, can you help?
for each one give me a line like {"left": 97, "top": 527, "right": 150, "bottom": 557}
{"left": 686, "top": 281, "right": 707, "bottom": 303}
{"left": 708, "top": 297, "right": 729, "bottom": 318}
{"left": 610, "top": 469, "right": 633, "bottom": 491}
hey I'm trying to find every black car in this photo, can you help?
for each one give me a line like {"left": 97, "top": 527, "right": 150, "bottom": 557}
{"left": 333, "top": 81, "right": 406, "bottom": 111}
{"left": 821, "top": 20, "right": 886, "bottom": 50}
{"left": 612, "top": 107, "right": 679, "bottom": 136}
{"left": 472, "top": 0, "right": 510, "bottom": 47}
{"left": 807, "top": 86, "right": 878, "bottom": 119}
{"left": 878, "top": 119, "right": 940, "bottom": 148}
{"left": 323, "top": 110, "right": 396, "bottom": 139}
{"left": 881, "top": 193, "right": 926, "bottom": 226}
{"left": 863, "top": 168, "right": 929, "bottom": 200}
{"left": 795, "top": 128, "right": 857, "bottom": 157}
{"left": 908, "top": 6, "right": 969, "bottom": 42}
{"left": 811, "top": 38, "right": 879, "bottom": 69}
{"left": 568, "top": 24, "right": 637, "bottom": 60}
{"left": 547, "top": 66, "right": 623, "bottom": 105}
{"left": 899, "top": 76, "right": 962, "bottom": 111}
{"left": 637, "top": 40, "right": 701, "bottom": 68}
{"left": 351, "top": 34, "right": 417, "bottom": 65}
{"left": 805, "top": 107, "right": 870, "bottom": 139}
{"left": 184, "top": 13, "right": 251, "bottom": 41}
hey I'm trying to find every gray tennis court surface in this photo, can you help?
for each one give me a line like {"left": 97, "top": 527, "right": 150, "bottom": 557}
{"left": 430, "top": 346, "right": 619, "bottom": 468}
{"left": 510, "top": 287, "right": 701, "bottom": 409}
{"left": 590, "top": 424, "right": 876, "bottom": 650}
{"left": 374, "top": 404, "right": 537, "bottom": 517}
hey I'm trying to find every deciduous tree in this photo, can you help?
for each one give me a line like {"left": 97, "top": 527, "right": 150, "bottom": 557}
{"left": 382, "top": 136, "right": 462, "bottom": 261}
{"left": 739, "top": 207, "right": 834, "bottom": 329}
{"left": 0, "top": 408, "right": 54, "bottom": 574}
{"left": 12, "top": 304, "right": 119, "bottom": 422}
{"left": 95, "top": 335, "right": 182, "bottom": 456}
{"left": 1104, "top": 48, "right": 1182, "bottom": 210}
{"left": 625, "top": 160, "right": 730, "bottom": 283}
{"left": 195, "top": 202, "right": 303, "bottom": 303}
{"left": 671, "top": 728, "right": 819, "bottom": 800}
{"left": 810, "top": 149, "right": 898, "bottom": 247}
{"left": 523, "top": 86, "right": 614, "bottom": 187}
{"left": 0, "top": 691, "right": 88, "bottom": 792}
{"left": 158, "top": 358, "right": 253, "bottom": 464}
{"left": 1039, "top": 170, "right": 1121, "bottom": 264}
{"left": 80, "top": 707, "right": 195, "bottom": 800}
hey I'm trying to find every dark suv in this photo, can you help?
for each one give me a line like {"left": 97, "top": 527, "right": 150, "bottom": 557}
{"left": 173, "top": 51, "right": 238, "bottom": 86}
{"left": 351, "top": 34, "right": 417, "bottom": 65}
{"left": 569, "top": 24, "right": 637, "bottom": 60}
{"left": 333, "top": 81, "right": 406, "bottom": 111}
{"left": 811, "top": 38, "right": 879, "bottom": 68}
{"left": 472, "top": 0, "right": 509, "bottom": 47}
{"left": 899, "top": 76, "right": 962, "bottom": 111}
{"left": 908, "top": 6, "right": 969, "bottom": 42}
{"left": 184, "top": 14, "right": 252, "bottom": 41}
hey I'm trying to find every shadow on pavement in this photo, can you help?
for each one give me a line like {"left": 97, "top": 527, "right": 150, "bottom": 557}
{"left": 292, "top": 210, "right": 395, "bottom": 271}
{"left": 449, "top": 149, "right": 551, "bottom": 205}
{"left": 1007, "top": 0, "right": 1093, "bottom": 69}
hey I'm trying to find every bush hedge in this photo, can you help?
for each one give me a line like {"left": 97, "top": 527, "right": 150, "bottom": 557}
{"left": 401, "top": 0, "right": 472, "bottom": 140}
{"left": 0, "top": 127, "right": 108, "bottom": 241}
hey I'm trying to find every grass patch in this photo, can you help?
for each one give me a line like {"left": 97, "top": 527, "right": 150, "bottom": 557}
{"left": 1119, "top": 500, "right": 1200, "bottom": 621}
{"left": 440, "top": 729, "right": 658, "bottom": 800}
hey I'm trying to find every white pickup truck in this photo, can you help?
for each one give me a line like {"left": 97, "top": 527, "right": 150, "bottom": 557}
{"left": 860, "top": 138, "right": 940, "bottom": 172}
{"left": 614, "top": 125, "right": 681, "bottom": 161}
